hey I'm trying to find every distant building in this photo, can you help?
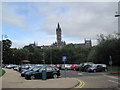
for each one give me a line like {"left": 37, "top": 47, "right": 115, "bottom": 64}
{"left": 41, "top": 45, "right": 51, "bottom": 49}
{"left": 29, "top": 41, "right": 37, "bottom": 47}
{"left": 27, "top": 41, "right": 41, "bottom": 48}
{"left": 28, "top": 22, "right": 92, "bottom": 49}
{"left": 52, "top": 23, "right": 66, "bottom": 48}
{"left": 73, "top": 39, "right": 92, "bottom": 48}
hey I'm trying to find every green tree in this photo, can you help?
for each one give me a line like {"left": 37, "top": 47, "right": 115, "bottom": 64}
{"left": 88, "top": 33, "right": 120, "bottom": 66}
{"left": 3, "top": 39, "right": 12, "bottom": 64}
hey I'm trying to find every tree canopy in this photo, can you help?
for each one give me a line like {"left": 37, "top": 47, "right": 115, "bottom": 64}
{"left": 87, "top": 33, "right": 119, "bottom": 66}
{"left": 2, "top": 33, "right": 119, "bottom": 66}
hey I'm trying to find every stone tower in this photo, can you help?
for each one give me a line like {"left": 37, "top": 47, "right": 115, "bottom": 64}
{"left": 56, "top": 22, "right": 62, "bottom": 48}
{"left": 85, "top": 40, "right": 92, "bottom": 48}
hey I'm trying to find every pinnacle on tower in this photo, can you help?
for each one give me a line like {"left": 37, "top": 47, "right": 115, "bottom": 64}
{"left": 58, "top": 22, "right": 60, "bottom": 29}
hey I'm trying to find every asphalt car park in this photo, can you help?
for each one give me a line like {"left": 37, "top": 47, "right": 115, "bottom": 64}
{"left": 60, "top": 70, "right": 108, "bottom": 78}
{"left": 2, "top": 68, "right": 78, "bottom": 88}
{"left": 61, "top": 70, "right": 119, "bottom": 89}
{"left": 2, "top": 64, "right": 120, "bottom": 89}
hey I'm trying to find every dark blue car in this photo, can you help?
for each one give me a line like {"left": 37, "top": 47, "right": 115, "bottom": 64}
{"left": 24, "top": 66, "right": 60, "bottom": 80}
{"left": 87, "top": 64, "right": 108, "bottom": 72}
{"left": 21, "top": 65, "right": 42, "bottom": 77}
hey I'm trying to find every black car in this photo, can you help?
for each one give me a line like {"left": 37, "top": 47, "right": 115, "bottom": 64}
{"left": 24, "top": 66, "right": 60, "bottom": 80}
{"left": 75, "top": 62, "right": 94, "bottom": 72}
{"left": 21, "top": 65, "right": 42, "bottom": 77}
{"left": 87, "top": 64, "right": 108, "bottom": 72}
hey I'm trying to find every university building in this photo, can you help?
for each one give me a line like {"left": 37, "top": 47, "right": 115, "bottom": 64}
{"left": 29, "top": 23, "right": 92, "bottom": 49}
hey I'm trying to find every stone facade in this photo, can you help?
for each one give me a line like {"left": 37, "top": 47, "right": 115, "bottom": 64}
{"left": 52, "top": 23, "right": 66, "bottom": 48}
{"left": 28, "top": 23, "right": 92, "bottom": 49}
{"left": 74, "top": 40, "right": 92, "bottom": 48}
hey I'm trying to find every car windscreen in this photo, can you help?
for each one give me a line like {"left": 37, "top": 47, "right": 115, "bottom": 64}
{"left": 29, "top": 66, "right": 35, "bottom": 70}
{"left": 32, "top": 67, "right": 42, "bottom": 72}
{"left": 79, "top": 64, "right": 83, "bottom": 66}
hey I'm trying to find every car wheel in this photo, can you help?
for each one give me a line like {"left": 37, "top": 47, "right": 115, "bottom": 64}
{"left": 53, "top": 74, "right": 58, "bottom": 79}
{"left": 30, "top": 75, "right": 35, "bottom": 80}
{"left": 21, "top": 74, "right": 24, "bottom": 77}
{"left": 93, "top": 70, "right": 96, "bottom": 73}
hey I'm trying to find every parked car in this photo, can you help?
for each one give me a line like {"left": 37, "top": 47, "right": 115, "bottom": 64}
{"left": 61, "top": 64, "right": 72, "bottom": 70}
{"left": 24, "top": 66, "right": 60, "bottom": 80}
{"left": 21, "top": 65, "right": 42, "bottom": 77}
{"left": 70, "top": 64, "right": 77, "bottom": 70}
{"left": 6, "top": 64, "right": 18, "bottom": 69}
{"left": 75, "top": 62, "right": 94, "bottom": 71}
{"left": 87, "top": 64, "right": 108, "bottom": 72}
{"left": 13, "top": 65, "right": 19, "bottom": 71}
{"left": 55, "top": 64, "right": 61, "bottom": 69}
{"left": 75, "top": 64, "right": 82, "bottom": 71}
{"left": 48, "top": 64, "right": 56, "bottom": 67}
{"left": 19, "top": 65, "right": 31, "bottom": 72}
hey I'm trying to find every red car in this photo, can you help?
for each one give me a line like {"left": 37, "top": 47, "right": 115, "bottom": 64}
{"left": 70, "top": 64, "right": 77, "bottom": 70}
{"left": 55, "top": 64, "right": 61, "bottom": 69}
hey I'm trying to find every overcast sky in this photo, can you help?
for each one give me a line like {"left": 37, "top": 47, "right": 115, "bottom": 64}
{"left": 1, "top": 2, "right": 118, "bottom": 48}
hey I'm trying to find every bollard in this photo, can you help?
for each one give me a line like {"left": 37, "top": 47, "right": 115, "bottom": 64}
{"left": 42, "top": 70, "right": 47, "bottom": 80}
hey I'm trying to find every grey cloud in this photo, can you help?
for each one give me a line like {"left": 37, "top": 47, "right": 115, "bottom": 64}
{"left": 34, "top": 2, "right": 118, "bottom": 40}
{"left": 4, "top": 2, "right": 117, "bottom": 38}
{"left": 3, "top": 2, "right": 118, "bottom": 48}
{"left": 2, "top": 3, "right": 26, "bottom": 27}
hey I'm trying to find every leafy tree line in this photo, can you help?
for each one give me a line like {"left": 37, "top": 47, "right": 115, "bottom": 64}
{"left": 2, "top": 39, "right": 90, "bottom": 64}
{"left": 2, "top": 33, "right": 119, "bottom": 65}
{"left": 87, "top": 33, "right": 120, "bottom": 66}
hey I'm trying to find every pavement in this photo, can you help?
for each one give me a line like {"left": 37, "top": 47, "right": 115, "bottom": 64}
{"left": 1, "top": 69, "right": 79, "bottom": 88}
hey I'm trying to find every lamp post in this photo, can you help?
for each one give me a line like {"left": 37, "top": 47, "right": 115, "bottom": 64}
{"left": 109, "top": 56, "right": 113, "bottom": 72}
{"left": 13, "top": 53, "right": 15, "bottom": 64}
{"left": 115, "top": 1, "right": 120, "bottom": 34}
{"left": 50, "top": 48, "right": 52, "bottom": 66}
{"left": 41, "top": 46, "right": 45, "bottom": 66}
{"left": 41, "top": 46, "right": 47, "bottom": 80}
{"left": 1, "top": 34, "right": 7, "bottom": 64}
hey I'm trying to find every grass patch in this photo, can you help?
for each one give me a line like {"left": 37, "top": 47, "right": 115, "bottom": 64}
{"left": 108, "top": 72, "right": 120, "bottom": 77}
{"left": 108, "top": 66, "right": 120, "bottom": 71}
{"left": 107, "top": 66, "right": 120, "bottom": 76}
{"left": 0, "top": 69, "right": 5, "bottom": 77}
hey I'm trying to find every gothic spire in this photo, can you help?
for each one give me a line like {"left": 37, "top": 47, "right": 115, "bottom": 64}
{"left": 58, "top": 22, "right": 60, "bottom": 28}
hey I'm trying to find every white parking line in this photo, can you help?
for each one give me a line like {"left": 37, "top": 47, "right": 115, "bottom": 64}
{"left": 108, "top": 80, "right": 120, "bottom": 85}
{"left": 78, "top": 73, "right": 83, "bottom": 76}
{"left": 107, "top": 76, "right": 119, "bottom": 80}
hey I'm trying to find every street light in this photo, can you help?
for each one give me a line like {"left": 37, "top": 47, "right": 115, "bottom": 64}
{"left": 115, "top": 11, "right": 120, "bottom": 17}
{"left": 13, "top": 53, "right": 15, "bottom": 64}
{"left": 41, "top": 46, "right": 45, "bottom": 66}
{"left": 50, "top": 47, "right": 52, "bottom": 66}
{"left": 1, "top": 34, "right": 7, "bottom": 65}
{"left": 115, "top": 1, "right": 120, "bottom": 34}
{"left": 115, "top": 14, "right": 120, "bottom": 17}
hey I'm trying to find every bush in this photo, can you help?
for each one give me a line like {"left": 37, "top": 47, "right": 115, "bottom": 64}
{"left": 0, "top": 69, "right": 5, "bottom": 77}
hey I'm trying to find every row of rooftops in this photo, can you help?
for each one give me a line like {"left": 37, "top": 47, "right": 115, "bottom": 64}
{"left": 28, "top": 39, "right": 92, "bottom": 49}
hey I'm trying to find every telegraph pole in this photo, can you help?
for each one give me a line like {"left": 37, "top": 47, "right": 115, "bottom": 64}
{"left": 115, "top": 1, "right": 120, "bottom": 34}
{"left": 50, "top": 48, "right": 52, "bottom": 65}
